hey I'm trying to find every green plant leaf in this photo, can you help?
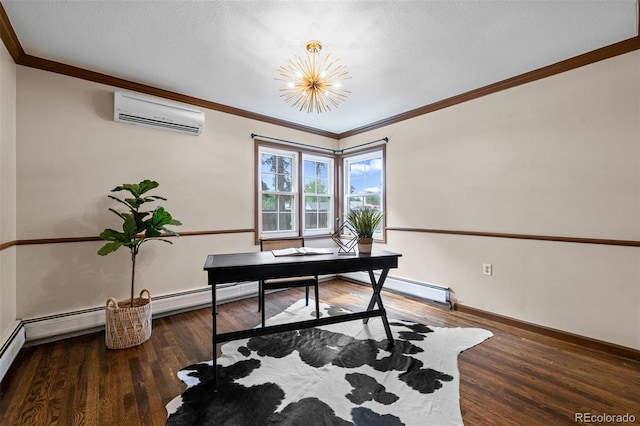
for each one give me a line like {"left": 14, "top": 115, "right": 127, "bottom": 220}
{"left": 122, "top": 215, "right": 138, "bottom": 240}
{"left": 108, "top": 195, "right": 135, "bottom": 211}
{"left": 112, "top": 183, "right": 139, "bottom": 196}
{"left": 98, "top": 242, "right": 122, "bottom": 255}
{"left": 150, "top": 206, "right": 173, "bottom": 228}
{"left": 144, "top": 195, "right": 167, "bottom": 202}
{"left": 160, "top": 227, "right": 180, "bottom": 236}
{"left": 125, "top": 197, "right": 142, "bottom": 209}
{"left": 347, "top": 207, "right": 384, "bottom": 238}
{"left": 108, "top": 208, "right": 126, "bottom": 220}
{"left": 143, "top": 226, "right": 162, "bottom": 238}
{"left": 137, "top": 180, "right": 160, "bottom": 196}
{"left": 99, "top": 228, "right": 127, "bottom": 243}
{"left": 99, "top": 180, "right": 180, "bottom": 261}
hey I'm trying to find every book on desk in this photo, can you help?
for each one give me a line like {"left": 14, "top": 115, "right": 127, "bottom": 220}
{"left": 271, "top": 247, "right": 332, "bottom": 257}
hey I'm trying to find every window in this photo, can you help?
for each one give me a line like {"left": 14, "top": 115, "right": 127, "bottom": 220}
{"left": 259, "top": 146, "right": 298, "bottom": 237}
{"left": 258, "top": 145, "right": 334, "bottom": 238}
{"left": 303, "top": 154, "right": 334, "bottom": 235}
{"left": 257, "top": 142, "right": 384, "bottom": 241}
{"left": 343, "top": 149, "right": 385, "bottom": 240}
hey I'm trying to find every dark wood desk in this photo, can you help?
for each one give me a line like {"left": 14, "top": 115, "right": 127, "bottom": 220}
{"left": 203, "top": 249, "right": 402, "bottom": 388}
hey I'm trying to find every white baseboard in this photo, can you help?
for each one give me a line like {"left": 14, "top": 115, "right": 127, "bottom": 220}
{"left": 0, "top": 282, "right": 258, "bottom": 380}
{"left": 2, "top": 275, "right": 445, "bottom": 379}
{"left": 0, "top": 322, "right": 26, "bottom": 382}
{"left": 340, "top": 272, "right": 450, "bottom": 305}
{"left": 22, "top": 281, "right": 259, "bottom": 343}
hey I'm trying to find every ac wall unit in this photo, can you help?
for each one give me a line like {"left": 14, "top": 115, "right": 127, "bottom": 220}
{"left": 114, "top": 90, "right": 204, "bottom": 136}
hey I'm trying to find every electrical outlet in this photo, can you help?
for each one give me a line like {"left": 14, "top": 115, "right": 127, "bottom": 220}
{"left": 483, "top": 263, "right": 492, "bottom": 276}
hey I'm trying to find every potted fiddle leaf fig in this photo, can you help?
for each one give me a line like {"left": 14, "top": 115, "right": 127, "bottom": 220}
{"left": 346, "top": 206, "right": 383, "bottom": 253}
{"left": 98, "top": 179, "right": 181, "bottom": 349}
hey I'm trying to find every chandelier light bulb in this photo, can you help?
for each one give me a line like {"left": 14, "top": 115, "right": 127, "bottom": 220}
{"left": 275, "top": 40, "right": 351, "bottom": 113}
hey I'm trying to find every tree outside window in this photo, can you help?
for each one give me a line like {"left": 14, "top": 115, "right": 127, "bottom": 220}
{"left": 260, "top": 149, "right": 297, "bottom": 234}
{"left": 257, "top": 143, "right": 383, "bottom": 240}
{"left": 344, "top": 150, "right": 384, "bottom": 239}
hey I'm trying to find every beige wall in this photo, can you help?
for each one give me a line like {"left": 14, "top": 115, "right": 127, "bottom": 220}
{"left": 0, "top": 42, "right": 17, "bottom": 340}
{"left": 341, "top": 51, "right": 640, "bottom": 349}
{"left": 15, "top": 67, "right": 336, "bottom": 317}
{"left": 5, "top": 49, "right": 639, "bottom": 350}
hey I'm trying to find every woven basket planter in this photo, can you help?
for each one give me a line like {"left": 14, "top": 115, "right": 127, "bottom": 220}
{"left": 105, "top": 289, "right": 152, "bottom": 349}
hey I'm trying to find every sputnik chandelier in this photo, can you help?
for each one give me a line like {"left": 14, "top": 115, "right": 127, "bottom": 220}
{"left": 276, "top": 40, "right": 351, "bottom": 114}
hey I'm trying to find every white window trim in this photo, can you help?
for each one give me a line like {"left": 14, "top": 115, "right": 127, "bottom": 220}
{"left": 343, "top": 149, "right": 385, "bottom": 241}
{"left": 258, "top": 146, "right": 299, "bottom": 238}
{"left": 302, "top": 153, "right": 335, "bottom": 236}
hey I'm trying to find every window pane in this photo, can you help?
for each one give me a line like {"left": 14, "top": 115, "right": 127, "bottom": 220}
{"left": 304, "top": 195, "right": 318, "bottom": 230}
{"left": 261, "top": 154, "right": 275, "bottom": 173}
{"left": 349, "top": 177, "right": 364, "bottom": 194}
{"left": 277, "top": 157, "right": 292, "bottom": 174}
{"left": 304, "top": 195, "right": 317, "bottom": 210}
{"left": 302, "top": 156, "right": 333, "bottom": 234}
{"left": 276, "top": 173, "right": 292, "bottom": 191}
{"left": 262, "top": 213, "right": 278, "bottom": 231}
{"left": 280, "top": 194, "right": 293, "bottom": 211}
{"left": 303, "top": 160, "right": 315, "bottom": 178}
{"left": 305, "top": 212, "right": 318, "bottom": 229}
{"left": 317, "top": 177, "right": 329, "bottom": 194}
{"left": 347, "top": 196, "right": 364, "bottom": 211}
{"left": 262, "top": 194, "right": 276, "bottom": 212}
{"left": 344, "top": 149, "right": 384, "bottom": 240}
{"left": 279, "top": 213, "right": 293, "bottom": 230}
{"left": 261, "top": 172, "right": 275, "bottom": 191}
{"left": 304, "top": 195, "right": 330, "bottom": 230}
{"left": 317, "top": 162, "right": 328, "bottom": 179}
{"left": 365, "top": 195, "right": 381, "bottom": 209}
{"left": 262, "top": 195, "right": 295, "bottom": 231}
{"left": 304, "top": 160, "right": 329, "bottom": 195}
{"left": 317, "top": 196, "right": 330, "bottom": 228}
{"left": 259, "top": 147, "right": 336, "bottom": 237}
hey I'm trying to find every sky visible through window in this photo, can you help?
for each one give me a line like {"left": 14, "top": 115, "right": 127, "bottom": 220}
{"left": 349, "top": 158, "right": 382, "bottom": 196}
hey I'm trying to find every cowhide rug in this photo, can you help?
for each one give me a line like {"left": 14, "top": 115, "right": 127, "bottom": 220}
{"left": 166, "top": 299, "right": 492, "bottom": 426}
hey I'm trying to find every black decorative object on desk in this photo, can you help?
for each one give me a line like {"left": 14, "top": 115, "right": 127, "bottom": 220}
{"left": 331, "top": 221, "right": 359, "bottom": 255}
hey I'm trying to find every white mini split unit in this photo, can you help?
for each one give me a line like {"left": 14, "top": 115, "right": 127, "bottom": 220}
{"left": 114, "top": 90, "right": 204, "bottom": 136}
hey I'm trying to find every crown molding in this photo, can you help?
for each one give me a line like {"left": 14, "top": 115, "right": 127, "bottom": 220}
{"left": 17, "top": 53, "right": 339, "bottom": 139}
{"left": 0, "top": 2, "right": 638, "bottom": 140}
{"left": 338, "top": 35, "right": 640, "bottom": 138}
{"left": 0, "top": 2, "right": 22, "bottom": 61}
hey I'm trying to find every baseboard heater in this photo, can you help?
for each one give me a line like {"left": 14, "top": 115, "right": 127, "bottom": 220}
{"left": 0, "top": 322, "right": 25, "bottom": 382}
{"left": 339, "top": 272, "right": 451, "bottom": 308}
{"left": 0, "top": 282, "right": 260, "bottom": 382}
{"left": 1, "top": 276, "right": 448, "bottom": 381}
{"left": 23, "top": 282, "right": 259, "bottom": 343}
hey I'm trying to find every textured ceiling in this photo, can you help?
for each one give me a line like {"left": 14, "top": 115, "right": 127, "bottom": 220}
{"left": 2, "top": 1, "right": 638, "bottom": 134}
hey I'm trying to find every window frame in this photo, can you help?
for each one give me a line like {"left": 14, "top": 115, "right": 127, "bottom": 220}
{"left": 341, "top": 146, "right": 386, "bottom": 242}
{"left": 302, "top": 152, "right": 335, "bottom": 237}
{"left": 255, "top": 140, "right": 385, "bottom": 243}
{"left": 257, "top": 145, "right": 299, "bottom": 239}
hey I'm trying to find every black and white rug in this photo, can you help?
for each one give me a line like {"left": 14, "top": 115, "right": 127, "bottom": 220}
{"left": 166, "top": 299, "right": 492, "bottom": 426}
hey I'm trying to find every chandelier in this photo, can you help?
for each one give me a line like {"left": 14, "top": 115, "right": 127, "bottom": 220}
{"left": 276, "top": 40, "right": 351, "bottom": 114}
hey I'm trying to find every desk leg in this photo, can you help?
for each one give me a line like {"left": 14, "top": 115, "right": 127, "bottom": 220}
{"left": 364, "top": 268, "right": 394, "bottom": 345}
{"left": 211, "top": 284, "right": 218, "bottom": 390}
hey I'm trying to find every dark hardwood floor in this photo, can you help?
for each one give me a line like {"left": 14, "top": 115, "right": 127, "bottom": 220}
{"left": 1, "top": 279, "right": 638, "bottom": 425}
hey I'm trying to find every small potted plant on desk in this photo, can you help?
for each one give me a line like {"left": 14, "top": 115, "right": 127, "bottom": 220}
{"left": 346, "top": 206, "right": 384, "bottom": 254}
{"left": 98, "top": 179, "right": 181, "bottom": 349}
